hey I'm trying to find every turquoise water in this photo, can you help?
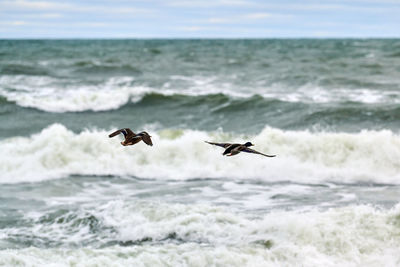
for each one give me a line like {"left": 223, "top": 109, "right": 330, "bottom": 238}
{"left": 1, "top": 39, "right": 400, "bottom": 135}
{"left": 1, "top": 39, "right": 400, "bottom": 266}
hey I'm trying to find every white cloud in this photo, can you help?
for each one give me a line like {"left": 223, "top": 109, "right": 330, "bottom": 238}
{"left": 179, "top": 26, "right": 206, "bottom": 32}
{"left": 84, "top": 6, "right": 155, "bottom": 16}
{"left": 343, "top": 0, "right": 400, "bottom": 4}
{"left": 0, "top": 0, "right": 72, "bottom": 10}
{"left": 0, "top": 20, "right": 27, "bottom": 26}
{"left": 0, "top": 0, "right": 155, "bottom": 16}
{"left": 258, "top": 2, "right": 398, "bottom": 13}
{"left": 17, "top": 13, "right": 63, "bottom": 19}
{"left": 207, "top": 12, "right": 291, "bottom": 24}
{"left": 0, "top": 0, "right": 398, "bottom": 38}
{"left": 167, "top": 0, "right": 256, "bottom": 8}
{"left": 243, "top": 13, "right": 271, "bottom": 19}
{"left": 39, "top": 13, "right": 62, "bottom": 18}
{"left": 208, "top": 18, "right": 229, "bottom": 24}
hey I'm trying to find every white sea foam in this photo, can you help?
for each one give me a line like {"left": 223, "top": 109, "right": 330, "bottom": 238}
{"left": 1, "top": 124, "right": 400, "bottom": 184}
{"left": 2, "top": 74, "right": 400, "bottom": 112}
{"left": 262, "top": 83, "right": 400, "bottom": 104}
{"left": 1, "top": 202, "right": 400, "bottom": 266}
{"left": 0, "top": 75, "right": 250, "bottom": 112}
{"left": 0, "top": 75, "right": 148, "bottom": 112}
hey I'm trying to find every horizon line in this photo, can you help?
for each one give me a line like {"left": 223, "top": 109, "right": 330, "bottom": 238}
{"left": 1, "top": 36, "right": 400, "bottom": 40}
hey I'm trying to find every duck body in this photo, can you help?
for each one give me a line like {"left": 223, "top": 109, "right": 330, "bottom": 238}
{"left": 205, "top": 141, "right": 275, "bottom": 157}
{"left": 222, "top": 143, "right": 243, "bottom": 156}
{"left": 109, "top": 128, "right": 153, "bottom": 146}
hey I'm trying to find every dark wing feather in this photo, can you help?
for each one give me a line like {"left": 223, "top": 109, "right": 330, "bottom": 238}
{"left": 109, "top": 129, "right": 123, "bottom": 138}
{"left": 124, "top": 128, "right": 135, "bottom": 138}
{"left": 109, "top": 128, "right": 135, "bottom": 138}
{"left": 242, "top": 147, "right": 276, "bottom": 157}
{"left": 141, "top": 134, "right": 153, "bottom": 146}
{"left": 129, "top": 136, "right": 143, "bottom": 145}
{"left": 205, "top": 141, "right": 232, "bottom": 148}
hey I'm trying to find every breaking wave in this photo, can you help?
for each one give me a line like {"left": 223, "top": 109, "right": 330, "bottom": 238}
{"left": 1, "top": 201, "right": 400, "bottom": 266}
{"left": 1, "top": 124, "right": 400, "bottom": 184}
{"left": 1, "top": 74, "right": 400, "bottom": 113}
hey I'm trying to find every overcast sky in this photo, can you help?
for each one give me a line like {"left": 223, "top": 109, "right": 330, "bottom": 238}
{"left": 1, "top": 0, "right": 399, "bottom": 38}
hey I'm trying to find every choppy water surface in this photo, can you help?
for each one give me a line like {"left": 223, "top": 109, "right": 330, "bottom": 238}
{"left": 1, "top": 39, "right": 400, "bottom": 266}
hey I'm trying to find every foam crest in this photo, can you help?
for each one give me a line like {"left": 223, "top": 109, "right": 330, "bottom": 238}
{"left": 102, "top": 201, "right": 400, "bottom": 266}
{"left": 0, "top": 75, "right": 249, "bottom": 112}
{"left": 2, "top": 75, "right": 400, "bottom": 113}
{"left": 0, "top": 76, "right": 150, "bottom": 112}
{"left": 1, "top": 124, "right": 400, "bottom": 184}
{"left": 1, "top": 202, "right": 400, "bottom": 266}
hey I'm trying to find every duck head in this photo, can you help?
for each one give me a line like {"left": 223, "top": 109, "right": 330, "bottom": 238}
{"left": 244, "top": 142, "right": 254, "bottom": 147}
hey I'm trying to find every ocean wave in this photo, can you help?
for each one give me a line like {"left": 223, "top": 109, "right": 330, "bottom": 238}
{"left": 0, "top": 95, "right": 8, "bottom": 104}
{"left": 1, "top": 124, "right": 400, "bottom": 184}
{"left": 0, "top": 75, "right": 140, "bottom": 112}
{"left": 0, "top": 75, "right": 251, "bottom": 112}
{"left": 1, "top": 202, "right": 400, "bottom": 266}
{"left": 1, "top": 63, "right": 51, "bottom": 76}
{"left": 71, "top": 61, "right": 143, "bottom": 75}
{"left": 2, "top": 74, "right": 400, "bottom": 113}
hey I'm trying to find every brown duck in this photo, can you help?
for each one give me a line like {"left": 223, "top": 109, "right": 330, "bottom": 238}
{"left": 109, "top": 128, "right": 153, "bottom": 146}
{"left": 205, "top": 141, "right": 275, "bottom": 157}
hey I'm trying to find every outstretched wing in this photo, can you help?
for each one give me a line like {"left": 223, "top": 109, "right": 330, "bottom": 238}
{"left": 242, "top": 147, "right": 276, "bottom": 157}
{"left": 109, "top": 128, "right": 135, "bottom": 138}
{"left": 139, "top": 133, "right": 153, "bottom": 146}
{"left": 205, "top": 141, "right": 231, "bottom": 148}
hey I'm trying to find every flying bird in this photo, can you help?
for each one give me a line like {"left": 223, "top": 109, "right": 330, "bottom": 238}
{"left": 205, "top": 141, "right": 275, "bottom": 157}
{"left": 109, "top": 128, "right": 153, "bottom": 146}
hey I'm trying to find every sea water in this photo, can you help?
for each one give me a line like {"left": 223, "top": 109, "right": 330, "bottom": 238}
{"left": 1, "top": 39, "right": 400, "bottom": 266}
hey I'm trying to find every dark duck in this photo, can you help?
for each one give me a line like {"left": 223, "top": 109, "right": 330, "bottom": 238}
{"left": 205, "top": 141, "right": 275, "bottom": 157}
{"left": 109, "top": 128, "right": 153, "bottom": 146}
